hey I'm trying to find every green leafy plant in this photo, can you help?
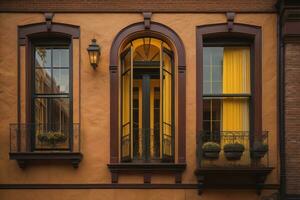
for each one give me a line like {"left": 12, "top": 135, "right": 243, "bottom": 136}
{"left": 253, "top": 142, "right": 268, "bottom": 152}
{"left": 202, "top": 142, "right": 221, "bottom": 152}
{"left": 251, "top": 141, "right": 268, "bottom": 160}
{"left": 37, "top": 131, "right": 67, "bottom": 146}
{"left": 202, "top": 142, "right": 221, "bottom": 159}
{"left": 224, "top": 143, "right": 245, "bottom": 160}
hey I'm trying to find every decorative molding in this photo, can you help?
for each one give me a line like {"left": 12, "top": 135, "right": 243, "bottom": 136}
{"left": 9, "top": 152, "right": 83, "bottom": 168}
{"left": 226, "top": 12, "right": 235, "bottom": 31}
{"left": 109, "top": 65, "right": 118, "bottom": 72}
{"left": 44, "top": 12, "right": 54, "bottom": 31}
{"left": 195, "top": 167, "right": 274, "bottom": 195}
{"left": 107, "top": 163, "right": 186, "bottom": 184}
{"left": 18, "top": 22, "right": 80, "bottom": 46}
{"left": 143, "top": 12, "right": 152, "bottom": 29}
{"left": 0, "top": 0, "right": 277, "bottom": 13}
{"left": 110, "top": 22, "right": 186, "bottom": 67}
{"left": 144, "top": 173, "right": 151, "bottom": 184}
{"left": 0, "top": 183, "right": 280, "bottom": 190}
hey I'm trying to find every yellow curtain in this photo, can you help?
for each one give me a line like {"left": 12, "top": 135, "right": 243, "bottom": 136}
{"left": 222, "top": 47, "right": 250, "bottom": 162}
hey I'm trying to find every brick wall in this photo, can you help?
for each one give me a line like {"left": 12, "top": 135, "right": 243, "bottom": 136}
{"left": 0, "top": 0, "right": 277, "bottom": 13}
{"left": 285, "top": 42, "right": 300, "bottom": 194}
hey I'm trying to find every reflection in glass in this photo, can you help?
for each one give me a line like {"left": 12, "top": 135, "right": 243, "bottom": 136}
{"left": 35, "top": 48, "right": 51, "bottom": 68}
{"left": 53, "top": 69, "right": 69, "bottom": 93}
{"left": 53, "top": 49, "right": 69, "bottom": 68}
{"left": 34, "top": 46, "right": 70, "bottom": 150}
{"left": 35, "top": 68, "right": 52, "bottom": 94}
{"left": 34, "top": 98, "right": 70, "bottom": 149}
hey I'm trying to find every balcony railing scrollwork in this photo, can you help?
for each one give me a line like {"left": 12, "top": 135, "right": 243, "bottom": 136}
{"left": 195, "top": 130, "right": 274, "bottom": 195}
{"left": 197, "top": 131, "right": 269, "bottom": 167}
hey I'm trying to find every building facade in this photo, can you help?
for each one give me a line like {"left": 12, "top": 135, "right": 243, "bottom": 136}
{"left": 0, "top": 0, "right": 298, "bottom": 199}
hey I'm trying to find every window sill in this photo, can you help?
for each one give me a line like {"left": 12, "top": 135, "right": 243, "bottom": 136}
{"left": 107, "top": 163, "right": 186, "bottom": 184}
{"left": 194, "top": 167, "right": 274, "bottom": 195}
{"left": 9, "top": 152, "right": 83, "bottom": 169}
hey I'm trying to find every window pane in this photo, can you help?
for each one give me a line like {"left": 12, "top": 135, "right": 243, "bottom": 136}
{"left": 203, "top": 47, "right": 223, "bottom": 95}
{"left": 35, "top": 68, "right": 52, "bottom": 93}
{"left": 34, "top": 98, "right": 48, "bottom": 125}
{"left": 53, "top": 69, "right": 69, "bottom": 93}
{"left": 34, "top": 98, "right": 70, "bottom": 149}
{"left": 53, "top": 49, "right": 69, "bottom": 68}
{"left": 212, "top": 99, "right": 221, "bottom": 120}
{"left": 34, "top": 98, "right": 70, "bottom": 126}
{"left": 203, "top": 99, "right": 221, "bottom": 131}
{"left": 163, "top": 50, "right": 172, "bottom": 74}
{"left": 121, "top": 49, "right": 131, "bottom": 161}
{"left": 203, "top": 99, "right": 211, "bottom": 121}
{"left": 35, "top": 48, "right": 51, "bottom": 68}
{"left": 203, "top": 47, "right": 250, "bottom": 95}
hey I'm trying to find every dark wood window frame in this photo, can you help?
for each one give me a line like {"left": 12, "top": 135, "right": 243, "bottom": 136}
{"left": 108, "top": 22, "right": 186, "bottom": 183}
{"left": 196, "top": 23, "right": 262, "bottom": 150}
{"left": 9, "top": 22, "right": 82, "bottom": 168}
{"left": 30, "top": 37, "right": 72, "bottom": 151}
{"left": 195, "top": 23, "right": 273, "bottom": 194}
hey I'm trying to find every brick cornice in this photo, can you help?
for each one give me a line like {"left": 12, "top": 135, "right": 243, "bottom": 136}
{"left": 0, "top": 0, "right": 277, "bottom": 13}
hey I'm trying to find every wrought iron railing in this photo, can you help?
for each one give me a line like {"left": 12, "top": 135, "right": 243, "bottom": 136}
{"left": 121, "top": 127, "right": 174, "bottom": 161}
{"left": 10, "top": 123, "right": 80, "bottom": 153}
{"left": 197, "top": 131, "right": 269, "bottom": 167}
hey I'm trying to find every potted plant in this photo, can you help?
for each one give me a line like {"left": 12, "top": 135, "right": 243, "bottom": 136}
{"left": 202, "top": 142, "right": 221, "bottom": 159}
{"left": 251, "top": 142, "right": 268, "bottom": 160}
{"left": 37, "top": 131, "right": 67, "bottom": 147}
{"left": 224, "top": 143, "right": 245, "bottom": 160}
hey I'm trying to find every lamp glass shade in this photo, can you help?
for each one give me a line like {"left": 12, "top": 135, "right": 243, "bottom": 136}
{"left": 87, "top": 39, "right": 100, "bottom": 68}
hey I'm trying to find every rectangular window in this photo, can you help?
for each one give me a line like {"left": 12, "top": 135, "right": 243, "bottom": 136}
{"left": 203, "top": 47, "right": 250, "bottom": 144}
{"left": 33, "top": 46, "right": 71, "bottom": 150}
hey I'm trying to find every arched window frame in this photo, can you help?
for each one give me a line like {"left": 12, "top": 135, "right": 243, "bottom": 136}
{"left": 109, "top": 22, "right": 186, "bottom": 166}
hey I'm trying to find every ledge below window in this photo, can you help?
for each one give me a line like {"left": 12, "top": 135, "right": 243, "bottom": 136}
{"left": 194, "top": 167, "right": 274, "bottom": 195}
{"left": 107, "top": 163, "right": 186, "bottom": 184}
{"left": 9, "top": 152, "right": 83, "bottom": 169}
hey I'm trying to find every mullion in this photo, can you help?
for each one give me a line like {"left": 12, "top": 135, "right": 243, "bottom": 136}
{"left": 52, "top": 67, "right": 69, "bottom": 69}
{"left": 51, "top": 48, "right": 54, "bottom": 94}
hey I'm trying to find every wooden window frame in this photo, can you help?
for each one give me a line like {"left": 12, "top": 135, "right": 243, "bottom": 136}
{"left": 108, "top": 22, "right": 186, "bottom": 183}
{"left": 30, "top": 38, "right": 72, "bottom": 151}
{"left": 11, "top": 22, "right": 82, "bottom": 168}
{"left": 196, "top": 23, "right": 262, "bottom": 159}
{"left": 19, "top": 24, "right": 79, "bottom": 151}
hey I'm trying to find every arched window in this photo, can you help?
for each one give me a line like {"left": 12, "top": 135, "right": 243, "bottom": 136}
{"left": 120, "top": 37, "right": 174, "bottom": 162}
{"left": 109, "top": 21, "right": 186, "bottom": 169}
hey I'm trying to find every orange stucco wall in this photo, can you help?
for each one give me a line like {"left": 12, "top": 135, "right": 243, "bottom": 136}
{"left": 0, "top": 13, "right": 278, "bottom": 199}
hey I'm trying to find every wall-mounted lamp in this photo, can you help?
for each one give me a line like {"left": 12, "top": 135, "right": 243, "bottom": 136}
{"left": 87, "top": 39, "right": 100, "bottom": 69}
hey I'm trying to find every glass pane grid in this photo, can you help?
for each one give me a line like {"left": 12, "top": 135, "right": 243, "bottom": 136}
{"left": 34, "top": 46, "right": 71, "bottom": 151}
